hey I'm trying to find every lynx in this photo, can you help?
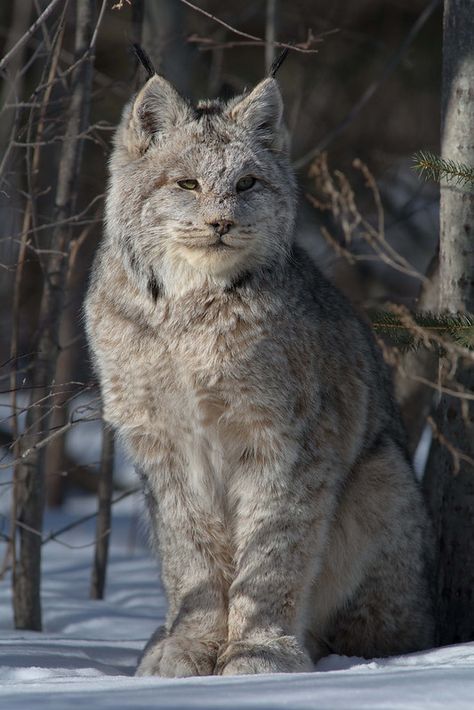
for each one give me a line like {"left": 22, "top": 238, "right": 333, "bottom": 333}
{"left": 85, "top": 70, "right": 434, "bottom": 677}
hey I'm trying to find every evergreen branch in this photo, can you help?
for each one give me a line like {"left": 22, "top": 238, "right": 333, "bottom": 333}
{"left": 370, "top": 309, "right": 474, "bottom": 351}
{"left": 412, "top": 150, "right": 474, "bottom": 187}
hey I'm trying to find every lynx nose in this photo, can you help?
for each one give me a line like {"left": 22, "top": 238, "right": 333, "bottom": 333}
{"left": 210, "top": 220, "right": 234, "bottom": 236}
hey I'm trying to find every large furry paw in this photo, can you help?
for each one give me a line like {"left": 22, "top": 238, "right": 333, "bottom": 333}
{"left": 217, "top": 636, "right": 313, "bottom": 676}
{"left": 136, "top": 631, "right": 220, "bottom": 678}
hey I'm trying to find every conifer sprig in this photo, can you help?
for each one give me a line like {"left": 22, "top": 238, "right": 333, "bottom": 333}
{"left": 412, "top": 151, "right": 474, "bottom": 187}
{"left": 370, "top": 310, "right": 474, "bottom": 351}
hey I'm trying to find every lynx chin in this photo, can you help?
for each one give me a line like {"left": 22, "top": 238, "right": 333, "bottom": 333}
{"left": 85, "top": 71, "right": 434, "bottom": 677}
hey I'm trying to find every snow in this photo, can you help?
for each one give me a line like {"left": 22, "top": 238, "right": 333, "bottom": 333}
{"left": 1, "top": 496, "right": 474, "bottom": 709}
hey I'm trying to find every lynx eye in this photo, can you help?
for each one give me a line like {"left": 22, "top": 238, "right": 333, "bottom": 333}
{"left": 236, "top": 175, "right": 256, "bottom": 192}
{"left": 177, "top": 179, "right": 199, "bottom": 190}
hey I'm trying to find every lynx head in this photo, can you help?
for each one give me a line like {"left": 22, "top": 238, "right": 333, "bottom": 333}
{"left": 107, "top": 73, "right": 296, "bottom": 296}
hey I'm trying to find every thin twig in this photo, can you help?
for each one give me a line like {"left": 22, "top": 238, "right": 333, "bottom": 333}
{"left": 427, "top": 416, "right": 474, "bottom": 475}
{"left": 377, "top": 338, "right": 474, "bottom": 403}
{"left": 293, "top": 0, "right": 442, "bottom": 168}
{"left": 307, "top": 154, "right": 428, "bottom": 283}
{"left": 1, "top": 488, "right": 139, "bottom": 556}
{"left": 178, "top": 0, "right": 321, "bottom": 53}
{"left": 0, "top": 0, "right": 63, "bottom": 73}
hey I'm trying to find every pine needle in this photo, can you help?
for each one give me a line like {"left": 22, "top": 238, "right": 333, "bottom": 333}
{"left": 370, "top": 310, "right": 474, "bottom": 351}
{"left": 412, "top": 150, "right": 474, "bottom": 188}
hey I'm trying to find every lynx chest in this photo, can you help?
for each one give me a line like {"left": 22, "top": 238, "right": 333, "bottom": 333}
{"left": 97, "top": 293, "right": 280, "bottom": 448}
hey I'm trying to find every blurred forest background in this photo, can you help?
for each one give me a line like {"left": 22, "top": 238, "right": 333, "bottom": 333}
{"left": 0, "top": 0, "right": 472, "bottom": 648}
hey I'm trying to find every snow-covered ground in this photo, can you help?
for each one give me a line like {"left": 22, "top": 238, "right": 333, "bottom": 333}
{"left": 1, "top": 495, "right": 474, "bottom": 709}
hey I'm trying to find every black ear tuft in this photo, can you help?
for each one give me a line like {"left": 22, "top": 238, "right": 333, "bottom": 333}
{"left": 132, "top": 43, "right": 156, "bottom": 80}
{"left": 269, "top": 47, "right": 289, "bottom": 78}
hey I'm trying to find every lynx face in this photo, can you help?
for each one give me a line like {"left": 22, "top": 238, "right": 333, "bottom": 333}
{"left": 107, "top": 76, "right": 296, "bottom": 294}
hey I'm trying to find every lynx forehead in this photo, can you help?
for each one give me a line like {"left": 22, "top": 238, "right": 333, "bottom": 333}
{"left": 107, "top": 76, "right": 295, "bottom": 296}
{"left": 85, "top": 70, "right": 434, "bottom": 678}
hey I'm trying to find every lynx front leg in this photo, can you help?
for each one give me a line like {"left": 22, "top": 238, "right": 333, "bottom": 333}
{"left": 218, "top": 448, "right": 337, "bottom": 676}
{"left": 133, "top": 437, "right": 230, "bottom": 678}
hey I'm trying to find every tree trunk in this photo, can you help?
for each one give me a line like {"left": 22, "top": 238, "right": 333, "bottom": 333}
{"left": 143, "top": 0, "right": 192, "bottom": 96}
{"left": 90, "top": 426, "right": 115, "bottom": 600}
{"left": 423, "top": 0, "right": 474, "bottom": 645}
{"left": 12, "top": 0, "right": 97, "bottom": 630}
{"left": 265, "top": 0, "right": 277, "bottom": 74}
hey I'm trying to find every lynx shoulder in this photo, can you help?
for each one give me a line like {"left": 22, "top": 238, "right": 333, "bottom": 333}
{"left": 85, "top": 71, "right": 434, "bottom": 677}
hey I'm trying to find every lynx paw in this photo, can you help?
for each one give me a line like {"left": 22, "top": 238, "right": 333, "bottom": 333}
{"left": 136, "top": 632, "right": 220, "bottom": 677}
{"left": 217, "top": 636, "right": 313, "bottom": 676}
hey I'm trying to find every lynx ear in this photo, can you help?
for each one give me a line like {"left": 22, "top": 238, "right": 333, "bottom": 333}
{"left": 227, "top": 78, "right": 284, "bottom": 147}
{"left": 119, "top": 75, "right": 191, "bottom": 157}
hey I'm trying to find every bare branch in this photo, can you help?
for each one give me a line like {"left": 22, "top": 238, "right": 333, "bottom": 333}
{"left": 0, "top": 0, "right": 63, "bottom": 74}
{"left": 178, "top": 0, "right": 322, "bottom": 54}
{"left": 307, "top": 154, "right": 428, "bottom": 283}
{"left": 0, "top": 487, "right": 140, "bottom": 577}
{"left": 427, "top": 416, "right": 474, "bottom": 475}
{"left": 293, "top": 0, "right": 442, "bottom": 168}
